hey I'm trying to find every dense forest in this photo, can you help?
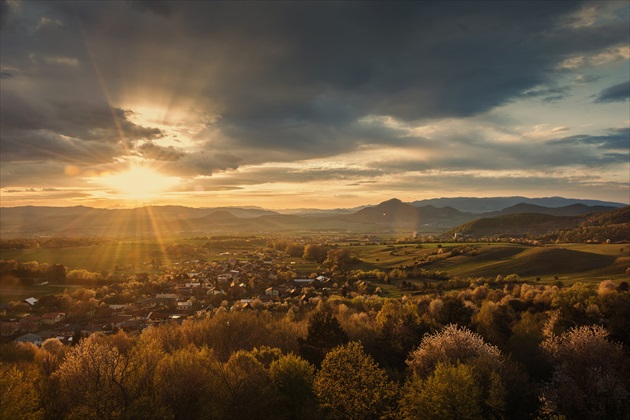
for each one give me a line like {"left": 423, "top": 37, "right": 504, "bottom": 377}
{"left": 1, "top": 276, "right": 629, "bottom": 419}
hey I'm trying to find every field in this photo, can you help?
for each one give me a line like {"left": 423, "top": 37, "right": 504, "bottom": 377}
{"left": 0, "top": 241, "right": 165, "bottom": 272}
{"left": 2, "top": 241, "right": 628, "bottom": 279}
{"left": 1, "top": 240, "right": 628, "bottom": 303}
{"left": 351, "top": 242, "right": 630, "bottom": 283}
{"left": 0, "top": 284, "right": 84, "bottom": 305}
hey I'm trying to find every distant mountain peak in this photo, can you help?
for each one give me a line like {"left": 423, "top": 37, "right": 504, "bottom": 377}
{"left": 209, "top": 210, "right": 237, "bottom": 218}
{"left": 380, "top": 198, "right": 404, "bottom": 205}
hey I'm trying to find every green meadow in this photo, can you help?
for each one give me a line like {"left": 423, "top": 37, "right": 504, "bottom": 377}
{"left": 352, "top": 242, "right": 629, "bottom": 283}
{"left": 1, "top": 240, "right": 628, "bottom": 303}
{"left": 0, "top": 241, "right": 164, "bottom": 272}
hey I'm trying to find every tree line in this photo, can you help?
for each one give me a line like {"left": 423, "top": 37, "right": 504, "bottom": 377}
{"left": 1, "top": 277, "right": 629, "bottom": 419}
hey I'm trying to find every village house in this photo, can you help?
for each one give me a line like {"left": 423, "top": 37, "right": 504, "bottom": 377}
{"left": 147, "top": 312, "right": 172, "bottom": 323}
{"left": 175, "top": 286, "right": 192, "bottom": 296}
{"left": 293, "top": 278, "right": 315, "bottom": 286}
{"left": 177, "top": 300, "right": 193, "bottom": 311}
{"left": 217, "top": 273, "right": 232, "bottom": 286}
{"left": 14, "top": 333, "right": 44, "bottom": 346}
{"left": 39, "top": 312, "right": 66, "bottom": 325}
{"left": 106, "top": 315, "right": 136, "bottom": 329}
{"left": 24, "top": 297, "right": 38, "bottom": 306}
{"left": 155, "top": 293, "right": 178, "bottom": 304}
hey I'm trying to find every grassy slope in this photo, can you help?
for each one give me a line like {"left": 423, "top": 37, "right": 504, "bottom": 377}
{"left": 422, "top": 243, "right": 629, "bottom": 282}
{"left": 0, "top": 242, "right": 163, "bottom": 272}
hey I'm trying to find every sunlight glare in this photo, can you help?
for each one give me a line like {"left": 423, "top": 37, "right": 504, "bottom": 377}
{"left": 98, "top": 165, "right": 180, "bottom": 198}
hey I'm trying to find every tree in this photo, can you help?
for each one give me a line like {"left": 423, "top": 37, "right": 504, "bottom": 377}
{"left": 507, "top": 311, "right": 550, "bottom": 381}
{"left": 298, "top": 311, "right": 349, "bottom": 366}
{"left": 302, "top": 244, "right": 329, "bottom": 264}
{"left": 285, "top": 243, "right": 305, "bottom": 258}
{"left": 250, "top": 346, "right": 284, "bottom": 368}
{"left": 598, "top": 290, "right": 630, "bottom": 347}
{"left": 0, "top": 363, "right": 43, "bottom": 420}
{"left": 56, "top": 335, "right": 128, "bottom": 419}
{"left": 210, "top": 350, "right": 276, "bottom": 419}
{"left": 66, "top": 269, "right": 102, "bottom": 284}
{"left": 155, "top": 345, "right": 216, "bottom": 419}
{"left": 374, "top": 299, "right": 429, "bottom": 371}
{"left": 406, "top": 324, "right": 531, "bottom": 418}
{"left": 407, "top": 325, "right": 503, "bottom": 378}
{"left": 430, "top": 297, "right": 473, "bottom": 327}
{"left": 46, "top": 264, "right": 67, "bottom": 283}
{"left": 323, "top": 248, "right": 359, "bottom": 270}
{"left": 474, "top": 301, "right": 515, "bottom": 350}
{"left": 540, "top": 325, "right": 630, "bottom": 419}
{"left": 55, "top": 333, "right": 159, "bottom": 419}
{"left": 314, "top": 342, "right": 398, "bottom": 420}
{"left": 401, "top": 362, "right": 483, "bottom": 420}
{"left": 36, "top": 338, "right": 67, "bottom": 376}
{"left": 270, "top": 353, "right": 318, "bottom": 419}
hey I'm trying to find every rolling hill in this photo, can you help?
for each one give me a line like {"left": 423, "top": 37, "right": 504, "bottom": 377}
{"left": 424, "top": 245, "right": 622, "bottom": 279}
{"left": 448, "top": 213, "right": 581, "bottom": 237}
{"left": 480, "top": 203, "right": 618, "bottom": 217}
{"left": 411, "top": 196, "right": 626, "bottom": 213}
{"left": 1, "top": 199, "right": 627, "bottom": 238}
{"left": 448, "top": 205, "right": 629, "bottom": 241}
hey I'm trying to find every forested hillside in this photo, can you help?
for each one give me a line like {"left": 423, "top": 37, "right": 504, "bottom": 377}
{"left": 553, "top": 206, "right": 630, "bottom": 243}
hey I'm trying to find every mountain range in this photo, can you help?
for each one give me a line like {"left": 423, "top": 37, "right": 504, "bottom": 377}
{"left": 409, "top": 196, "right": 626, "bottom": 213}
{"left": 0, "top": 196, "right": 626, "bottom": 238}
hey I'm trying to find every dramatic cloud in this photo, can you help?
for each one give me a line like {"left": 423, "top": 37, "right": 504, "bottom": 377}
{"left": 1, "top": 95, "right": 163, "bottom": 143}
{"left": 594, "top": 80, "right": 630, "bottom": 103}
{"left": 551, "top": 127, "right": 630, "bottom": 149}
{"left": 1, "top": 1, "right": 628, "bottom": 207}
{"left": 136, "top": 142, "right": 184, "bottom": 161}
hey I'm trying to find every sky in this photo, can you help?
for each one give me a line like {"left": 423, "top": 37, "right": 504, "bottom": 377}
{"left": 1, "top": 0, "right": 629, "bottom": 209}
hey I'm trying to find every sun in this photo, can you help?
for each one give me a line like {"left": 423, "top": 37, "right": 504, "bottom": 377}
{"left": 98, "top": 164, "right": 180, "bottom": 198}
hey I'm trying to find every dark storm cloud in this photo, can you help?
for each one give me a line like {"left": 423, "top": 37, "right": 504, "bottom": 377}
{"left": 594, "top": 80, "right": 630, "bottom": 103}
{"left": 1, "top": 92, "right": 163, "bottom": 143}
{"left": 174, "top": 166, "right": 385, "bottom": 191}
{"left": 0, "top": 130, "right": 121, "bottom": 164}
{"left": 1, "top": 1, "right": 628, "bottom": 177}
{"left": 361, "top": 125, "right": 630, "bottom": 175}
{"left": 136, "top": 142, "right": 184, "bottom": 161}
{"left": 127, "top": 0, "right": 173, "bottom": 18}
{"left": 1, "top": 87, "right": 164, "bottom": 165}
{"left": 211, "top": 114, "right": 413, "bottom": 164}
{"left": 163, "top": 152, "right": 243, "bottom": 177}
{"left": 176, "top": 1, "right": 626, "bottom": 162}
{"left": 551, "top": 127, "right": 630, "bottom": 149}
{"left": 0, "top": 0, "right": 9, "bottom": 29}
